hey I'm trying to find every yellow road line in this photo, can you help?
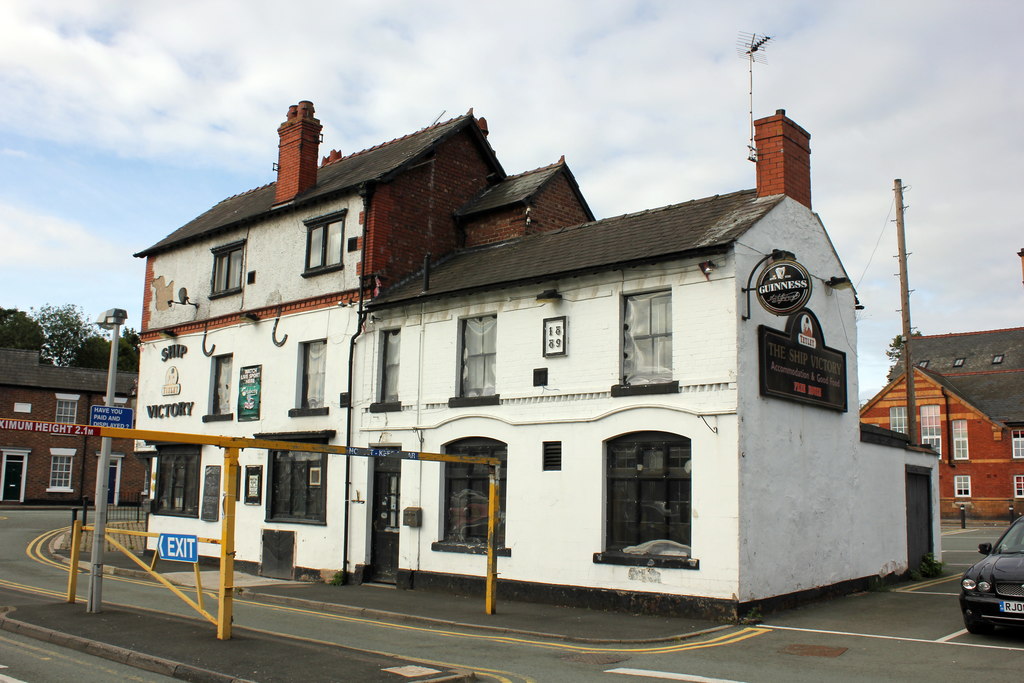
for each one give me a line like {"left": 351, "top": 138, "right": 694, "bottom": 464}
{"left": 897, "top": 574, "right": 961, "bottom": 592}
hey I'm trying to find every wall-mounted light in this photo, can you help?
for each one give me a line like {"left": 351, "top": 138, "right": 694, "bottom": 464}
{"left": 826, "top": 276, "right": 852, "bottom": 289}
{"left": 536, "top": 289, "right": 562, "bottom": 304}
{"left": 159, "top": 329, "right": 178, "bottom": 339}
{"left": 239, "top": 312, "right": 260, "bottom": 323}
{"left": 699, "top": 261, "right": 717, "bottom": 279}
{"left": 770, "top": 249, "right": 795, "bottom": 262}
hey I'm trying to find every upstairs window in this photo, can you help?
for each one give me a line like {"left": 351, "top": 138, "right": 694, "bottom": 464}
{"left": 952, "top": 419, "right": 969, "bottom": 460}
{"left": 920, "top": 404, "right": 942, "bottom": 454}
{"left": 212, "top": 241, "right": 245, "bottom": 295}
{"left": 889, "top": 406, "right": 907, "bottom": 434}
{"left": 305, "top": 213, "right": 346, "bottom": 274}
{"left": 210, "top": 354, "right": 233, "bottom": 417}
{"left": 1013, "top": 430, "right": 1024, "bottom": 459}
{"left": 993, "top": 354, "right": 1004, "bottom": 365}
{"left": 380, "top": 329, "right": 401, "bottom": 403}
{"left": 917, "top": 360, "right": 929, "bottom": 368}
{"left": 460, "top": 316, "right": 496, "bottom": 398}
{"left": 622, "top": 291, "right": 672, "bottom": 385}
{"left": 299, "top": 340, "right": 327, "bottom": 409}
{"left": 54, "top": 395, "right": 79, "bottom": 424}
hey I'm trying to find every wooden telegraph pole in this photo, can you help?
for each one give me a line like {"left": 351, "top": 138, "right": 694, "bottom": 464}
{"left": 894, "top": 179, "right": 917, "bottom": 445}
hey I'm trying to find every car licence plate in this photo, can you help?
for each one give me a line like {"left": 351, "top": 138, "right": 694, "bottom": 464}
{"left": 999, "top": 601, "right": 1024, "bottom": 613}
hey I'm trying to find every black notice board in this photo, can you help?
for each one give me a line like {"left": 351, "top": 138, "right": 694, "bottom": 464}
{"left": 201, "top": 465, "right": 221, "bottom": 522}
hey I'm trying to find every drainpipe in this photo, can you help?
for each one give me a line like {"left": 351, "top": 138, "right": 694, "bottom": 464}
{"left": 341, "top": 183, "right": 373, "bottom": 579}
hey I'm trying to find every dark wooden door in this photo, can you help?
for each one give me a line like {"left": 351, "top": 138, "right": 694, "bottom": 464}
{"left": 2, "top": 456, "right": 23, "bottom": 501}
{"left": 369, "top": 459, "right": 401, "bottom": 583}
{"left": 905, "top": 466, "right": 933, "bottom": 571}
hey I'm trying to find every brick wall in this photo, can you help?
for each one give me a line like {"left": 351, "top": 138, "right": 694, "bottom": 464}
{"left": 0, "top": 385, "right": 146, "bottom": 505}
{"left": 364, "top": 129, "right": 492, "bottom": 287}
{"left": 861, "top": 376, "right": 1017, "bottom": 520}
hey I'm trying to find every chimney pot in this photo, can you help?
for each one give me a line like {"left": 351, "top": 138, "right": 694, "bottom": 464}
{"left": 476, "top": 116, "right": 489, "bottom": 137}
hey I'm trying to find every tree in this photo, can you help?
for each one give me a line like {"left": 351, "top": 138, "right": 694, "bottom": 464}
{"left": 32, "top": 304, "right": 97, "bottom": 367}
{"left": 0, "top": 307, "right": 44, "bottom": 352}
{"left": 886, "top": 331, "right": 923, "bottom": 376}
{"left": 73, "top": 326, "right": 140, "bottom": 371}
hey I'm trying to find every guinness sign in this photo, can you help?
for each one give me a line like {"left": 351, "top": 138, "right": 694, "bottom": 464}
{"left": 756, "top": 260, "right": 812, "bottom": 316}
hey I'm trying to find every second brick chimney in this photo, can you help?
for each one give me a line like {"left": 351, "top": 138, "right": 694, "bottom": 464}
{"left": 274, "top": 101, "right": 322, "bottom": 204}
{"left": 754, "top": 109, "right": 811, "bottom": 209}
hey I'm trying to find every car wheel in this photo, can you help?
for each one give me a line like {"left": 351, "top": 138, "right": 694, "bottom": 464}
{"left": 963, "top": 612, "right": 995, "bottom": 635}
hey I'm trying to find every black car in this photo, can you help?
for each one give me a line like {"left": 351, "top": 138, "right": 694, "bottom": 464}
{"left": 960, "top": 516, "right": 1024, "bottom": 634}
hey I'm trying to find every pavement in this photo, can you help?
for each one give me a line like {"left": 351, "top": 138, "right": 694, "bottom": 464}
{"left": 0, "top": 530, "right": 724, "bottom": 683}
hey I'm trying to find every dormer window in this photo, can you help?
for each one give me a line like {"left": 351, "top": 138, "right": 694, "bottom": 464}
{"left": 917, "top": 360, "right": 929, "bottom": 368}
{"left": 953, "top": 358, "right": 965, "bottom": 367}
{"left": 993, "top": 354, "right": 1005, "bottom": 365}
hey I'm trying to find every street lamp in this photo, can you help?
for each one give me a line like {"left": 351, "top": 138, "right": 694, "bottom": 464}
{"left": 87, "top": 308, "right": 127, "bottom": 613}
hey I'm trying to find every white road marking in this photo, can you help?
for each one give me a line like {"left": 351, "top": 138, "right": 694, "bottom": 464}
{"left": 606, "top": 669, "right": 747, "bottom": 682}
{"left": 0, "top": 675, "right": 28, "bottom": 683}
{"left": 936, "top": 629, "right": 968, "bottom": 642}
{"left": 762, "top": 624, "right": 1024, "bottom": 651}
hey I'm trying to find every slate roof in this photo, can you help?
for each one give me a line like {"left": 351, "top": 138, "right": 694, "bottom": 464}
{"left": 0, "top": 348, "right": 136, "bottom": 395}
{"left": 136, "top": 114, "right": 500, "bottom": 258}
{"left": 894, "top": 328, "right": 1024, "bottom": 424}
{"left": 370, "top": 189, "right": 784, "bottom": 308}
{"left": 456, "top": 160, "right": 594, "bottom": 222}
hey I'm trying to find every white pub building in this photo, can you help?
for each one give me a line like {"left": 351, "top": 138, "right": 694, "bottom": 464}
{"left": 134, "top": 102, "right": 937, "bottom": 618}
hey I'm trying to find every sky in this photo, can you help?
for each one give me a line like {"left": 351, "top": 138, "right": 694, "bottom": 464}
{"left": 0, "top": 0, "right": 1021, "bottom": 402}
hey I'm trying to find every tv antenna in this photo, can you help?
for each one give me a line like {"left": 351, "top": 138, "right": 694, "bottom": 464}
{"left": 737, "top": 31, "right": 772, "bottom": 162}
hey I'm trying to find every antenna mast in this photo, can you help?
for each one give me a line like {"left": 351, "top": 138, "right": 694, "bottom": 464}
{"left": 737, "top": 32, "right": 772, "bottom": 162}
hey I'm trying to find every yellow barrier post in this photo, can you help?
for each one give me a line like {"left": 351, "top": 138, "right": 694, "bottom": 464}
{"left": 218, "top": 446, "right": 239, "bottom": 640}
{"left": 66, "top": 518, "right": 83, "bottom": 603}
{"left": 485, "top": 463, "right": 500, "bottom": 615}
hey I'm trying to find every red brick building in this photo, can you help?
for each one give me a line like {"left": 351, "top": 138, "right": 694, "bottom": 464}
{"left": 0, "top": 348, "right": 144, "bottom": 506}
{"left": 861, "top": 327, "right": 1024, "bottom": 520}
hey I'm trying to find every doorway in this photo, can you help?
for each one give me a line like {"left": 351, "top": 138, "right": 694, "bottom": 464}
{"left": 905, "top": 465, "right": 933, "bottom": 571}
{"left": 1, "top": 452, "right": 26, "bottom": 502}
{"left": 368, "top": 457, "right": 401, "bottom": 583}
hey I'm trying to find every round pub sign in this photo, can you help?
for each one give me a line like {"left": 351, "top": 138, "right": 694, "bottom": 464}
{"left": 756, "top": 260, "right": 812, "bottom": 315}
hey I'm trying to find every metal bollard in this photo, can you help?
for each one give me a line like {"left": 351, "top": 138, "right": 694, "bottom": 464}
{"left": 960, "top": 504, "right": 966, "bottom": 529}
{"left": 1011, "top": 504, "right": 1016, "bottom": 523}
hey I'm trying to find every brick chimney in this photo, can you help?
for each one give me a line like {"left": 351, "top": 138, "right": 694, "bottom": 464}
{"left": 274, "top": 101, "right": 322, "bottom": 204}
{"left": 754, "top": 109, "right": 811, "bottom": 209}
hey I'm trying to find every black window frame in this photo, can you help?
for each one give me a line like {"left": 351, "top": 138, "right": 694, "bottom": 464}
{"left": 303, "top": 211, "right": 347, "bottom": 276}
{"left": 438, "top": 437, "right": 507, "bottom": 549}
{"left": 153, "top": 445, "right": 201, "bottom": 518}
{"left": 604, "top": 431, "right": 692, "bottom": 554}
{"left": 299, "top": 339, "right": 327, "bottom": 410}
{"left": 267, "top": 448, "right": 327, "bottom": 525}
{"left": 210, "top": 240, "right": 245, "bottom": 297}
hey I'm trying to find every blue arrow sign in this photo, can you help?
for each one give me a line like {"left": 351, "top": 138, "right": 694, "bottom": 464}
{"left": 157, "top": 533, "right": 199, "bottom": 563}
{"left": 89, "top": 405, "right": 135, "bottom": 429}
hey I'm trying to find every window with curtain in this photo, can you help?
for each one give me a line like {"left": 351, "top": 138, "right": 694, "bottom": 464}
{"left": 380, "top": 329, "right": 401, "bottom": 403}
{"left": 305, "top": 216, "right": 345, "bottom": 272}
{"left": 920, "top": 405, "right": 941, "bottom": 454}
{"left": 460, "top": 316, "right": 496, "bottom": 397}
{"left": 211, "top": 241, "right": 244, "bottom": 295}
{"left": 212, "top": 354, "right": 233, "bottom": 416}
{"left": 622, "top": 291, "right": 672, "bottom": 385}
{"left": 300, "top": 340, "right": 327, "bottom": 409}
{"left": 606, "top": 432, "right": 691, "bottom": 555}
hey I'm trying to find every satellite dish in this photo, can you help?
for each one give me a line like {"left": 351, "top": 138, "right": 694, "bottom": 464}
{"left": 178, "top": 288, "right": 189, "bottom": 305}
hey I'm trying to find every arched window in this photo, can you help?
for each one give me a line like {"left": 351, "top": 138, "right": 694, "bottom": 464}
{"left": 606, "top": 432, "right": 691, "bottom": 555}
{"left": 443, "top": 438, "right": 507, "bottom": 546}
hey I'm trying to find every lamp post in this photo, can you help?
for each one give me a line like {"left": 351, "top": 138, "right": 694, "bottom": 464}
{"left": 87, "top": 308, "right": 127, "bottom": 613}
